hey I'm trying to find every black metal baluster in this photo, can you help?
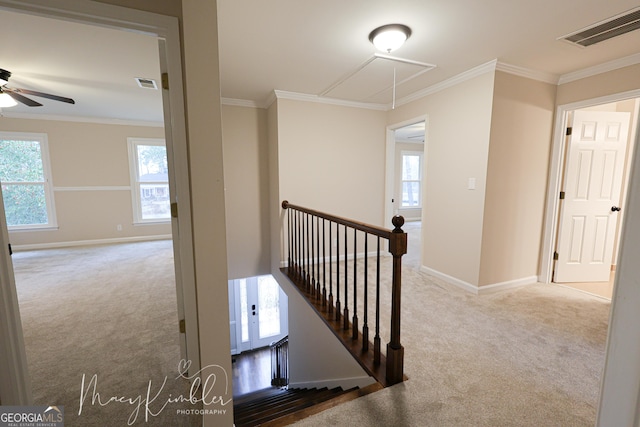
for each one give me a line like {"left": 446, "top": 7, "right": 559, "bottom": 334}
{"left": 344, "top": 224, "right": 349, "bottom": 331}
{"left": 311, "top": 213, "right": 315, "bottom": 295}
{"left": 352, "top": 228, "right": 358, "bottom": 340}
{"left": 304, "top": 213, "right": 311, "bottom": 289}
{"left": 317, "top": 216, "right": 321, "bottom": 299}
{"left": 322, "top": 218, "right": 327, "bottom": 307}
{"left": 287, "top": 208, "right": 291, "bottom": 271}
{"left": 335, "top": 222, "right": 341, "bottom": 322}
{"left": 329, "top": 220, "right": 334, "bottom": 314}
{"left": 362, "top": 232, "right": 369, "bottom": 352}
{"left": 295, "top": 210, "right": 300, "bottom": 278}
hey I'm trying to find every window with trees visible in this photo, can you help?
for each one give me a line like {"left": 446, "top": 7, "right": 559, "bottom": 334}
{"left": 0, "top": 132, "right": 57, "bottom": 230}
{"left": 401, "top": 151, "right": 423, "bottom": 208}
{"left": 128, "top": 138, "right": 170, "bottom": 223}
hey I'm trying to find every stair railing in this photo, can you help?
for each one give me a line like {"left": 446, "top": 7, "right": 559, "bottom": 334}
{"left": 271, "top": 335, "right": 289, "bottom": 387}
{"left": 281, "top": 201, "right": 407, "bottom": 385}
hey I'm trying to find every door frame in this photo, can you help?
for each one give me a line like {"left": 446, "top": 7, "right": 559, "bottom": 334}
{"left": 539, "top": 89, "right": 640, "bottom": 283}
{"left": 384, "top": 115, "right": 428, "bottom": 228}
{"left": 0, "top": 0, "right": 197, "bottom": 403}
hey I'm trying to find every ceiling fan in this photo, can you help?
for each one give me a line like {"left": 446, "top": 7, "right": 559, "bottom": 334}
{"left": 0, "top": 68, "right": 75, "bottom": 107}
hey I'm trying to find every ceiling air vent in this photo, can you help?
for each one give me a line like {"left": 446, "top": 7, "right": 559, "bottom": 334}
{"left": 135, "top": 77, "right": 158, "bottom": 90}
{"left": 560, "top": 7, "right": 640, "bottom": 47}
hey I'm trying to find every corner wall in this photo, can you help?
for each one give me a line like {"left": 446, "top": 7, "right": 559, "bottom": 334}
{"left": 222, "top": 105, "right": 271, "bottom": 279}
{"left": 388, "top": 71, "right": 496, "bottom": 287}
{"left": 479, "top": 71, "right": 556, "bottom": 287}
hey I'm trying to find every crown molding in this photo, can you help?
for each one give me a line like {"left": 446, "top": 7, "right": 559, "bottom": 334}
{"left": 273, "top": 90, "right": 388, "bottom": 111}
{"left": 558, "top": 52, "right": 640, "bottom": 85}
{"left": 221, "top": 53, "right": 640, "bottom": 112}
{"left": 395, "top": 60, "right": 498, "bottom": 107}
{"left": 0, "top": 111, "right": 164, "bottom": 127}
{"left": 495, "top": 62, "right": 559, "bottom": 84}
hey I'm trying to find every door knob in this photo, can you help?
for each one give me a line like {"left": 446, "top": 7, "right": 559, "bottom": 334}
{"left": 611, "top": 206, "right": 621, "bottom": 212}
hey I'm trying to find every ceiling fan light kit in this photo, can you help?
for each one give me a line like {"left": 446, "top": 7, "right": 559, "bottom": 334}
{"left": 0, "top": 92, "right": 18, "bottom": 108}
{"left": 369, "top": 24, "right": 411, "bottom": 53}
{"left": 0, "top": 68, "right": 75, "bottom": 108}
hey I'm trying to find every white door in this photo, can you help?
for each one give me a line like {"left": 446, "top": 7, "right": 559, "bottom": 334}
{"left": 229, "top": 275, "right": 288, "bottom": 354}
{"left": 555, "top": 110, "right": 631, "bottom": 282}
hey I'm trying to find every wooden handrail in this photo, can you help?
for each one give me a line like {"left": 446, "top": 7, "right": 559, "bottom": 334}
{"left": 282, "top": 200, "right": 404, "bottom": 244}
{"left": 281, "top": 200, "right": 407, "bottom": 385}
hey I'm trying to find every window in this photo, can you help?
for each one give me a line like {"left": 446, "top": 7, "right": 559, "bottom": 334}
{"left": 401, "top": 151, "right": 423, "bottom": 208}
{"left": 0, "top": 132, "right": 57, "bottom": 230}
{"left": 128, "top": 138, "right": 170, "bottom": 223}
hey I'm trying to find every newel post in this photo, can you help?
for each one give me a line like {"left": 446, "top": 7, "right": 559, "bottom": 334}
{"left": 386, "top": 215, "right": 407, "bottom": 384}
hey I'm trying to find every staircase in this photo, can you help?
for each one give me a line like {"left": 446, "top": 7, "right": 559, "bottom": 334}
{"left": 281, "top": 201, "right": 407, "bottom": 387}
{"left": 234, "top": 385, "right": 378, "bottom": 426}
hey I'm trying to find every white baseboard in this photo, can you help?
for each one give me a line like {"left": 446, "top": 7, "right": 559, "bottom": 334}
{"left": 420, "top": 266, "right": 537, "bottom": 295}
{"left": 477, "top": 276, "right": 538, "bottom": 294}
{"left": 12, "top": 234, "right": 172, "bottom": 251}
{"left": 421, "top": 266, "right": 479, "bottom": 293}
{"left": 288, "top": 375, "right": 376, "bottom": 391}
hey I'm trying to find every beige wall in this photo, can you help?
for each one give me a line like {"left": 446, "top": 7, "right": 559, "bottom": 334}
{"left": 276, "top": 98, "right": 387, "bottom": 226}
{"left": 479, "top": 72, "right": 556, "bottom": 286}
{"left": 388, "top": 72, "right": 496, "bottom": 286}
{"left": 556, "top": 63, "right": 640, "bottom": 106}
{"left": 1, "top": 118, "right": 169, "bottom": 247}
{"left": 221, "top": 105, "right": 271, "bottom": 279}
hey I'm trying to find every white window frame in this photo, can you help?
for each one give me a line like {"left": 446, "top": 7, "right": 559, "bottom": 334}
{"left": 400, "top": 150, "right": 423, "bottom": 209}
{"left": 0, "top": 132, "right": 58, "bottom": 231}
{"left": 127, "top": 137, "right": 170, "bottom": 225}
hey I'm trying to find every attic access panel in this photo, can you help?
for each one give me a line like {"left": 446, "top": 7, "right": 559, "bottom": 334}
{"left": 320, "top": 54, "right": 435, "bottom": 104}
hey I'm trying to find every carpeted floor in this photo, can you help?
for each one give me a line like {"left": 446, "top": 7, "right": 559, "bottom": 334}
{"left": 13, "top": 230, "right": 611, "bottom": 426}
{"left": 13, "top": 240, "right": 202, "bottom": 426}
{"left": 291, "top": 224, "right": 610, "bottom": 426}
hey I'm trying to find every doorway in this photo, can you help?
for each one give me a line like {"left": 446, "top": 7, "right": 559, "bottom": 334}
{"left": 0, "top": 0, "right": 194, "bottom": 406}
{"left": 385, "top": 117, "right": 427, "bottom": 267}
{"left": 542, "top": 95, "right": 640, "bottom": 299}
{"left": 229, "top": 275, "right": 288, "bottom": 354}
{"left": 229, "top": 275, "right": 288, "bottom": 396}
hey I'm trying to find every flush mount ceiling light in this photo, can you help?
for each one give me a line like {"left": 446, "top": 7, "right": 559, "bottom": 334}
{"left": 369, "top": 24, "right": 412, "bottom": 53}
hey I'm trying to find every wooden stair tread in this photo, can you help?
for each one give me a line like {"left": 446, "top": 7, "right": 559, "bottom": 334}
{"left": 234, "top": 386, "right": 360, "bottom": 427}
{"left": 260, "top": 382, "right": 382, "bottom": 426}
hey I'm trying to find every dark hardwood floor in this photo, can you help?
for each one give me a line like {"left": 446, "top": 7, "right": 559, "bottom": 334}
{"left": 232, "top": 347, "right": 273, "bottom": 396}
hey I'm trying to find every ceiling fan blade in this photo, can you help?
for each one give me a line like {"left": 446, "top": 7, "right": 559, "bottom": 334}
{"left": 4, "top": 88, "right": 42, "bottom": 107}
{"left": 13, "top": 88, "right": 75, "bottom": 104}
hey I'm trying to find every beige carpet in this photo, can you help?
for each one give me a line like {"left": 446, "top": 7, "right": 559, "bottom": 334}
{"left": 14, "top": 231, "right": 611, "bottom": 426}
{"left": 13, "top": 240, "right": 201, "bottom": 426}
{"left": 291, "top": 224, "right": 610, "bottom": 427}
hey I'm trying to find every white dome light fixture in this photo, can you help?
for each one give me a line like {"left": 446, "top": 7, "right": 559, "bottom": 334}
{"left": 369, "top": 24, "right": 412, "bottom": 53}
{"left": 0, "top": 92, "right": 17, "bottom": 108}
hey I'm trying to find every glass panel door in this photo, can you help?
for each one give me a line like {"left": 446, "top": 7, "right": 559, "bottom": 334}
{"left": 229, "top": 275, "right": 288, "bottom": 354}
